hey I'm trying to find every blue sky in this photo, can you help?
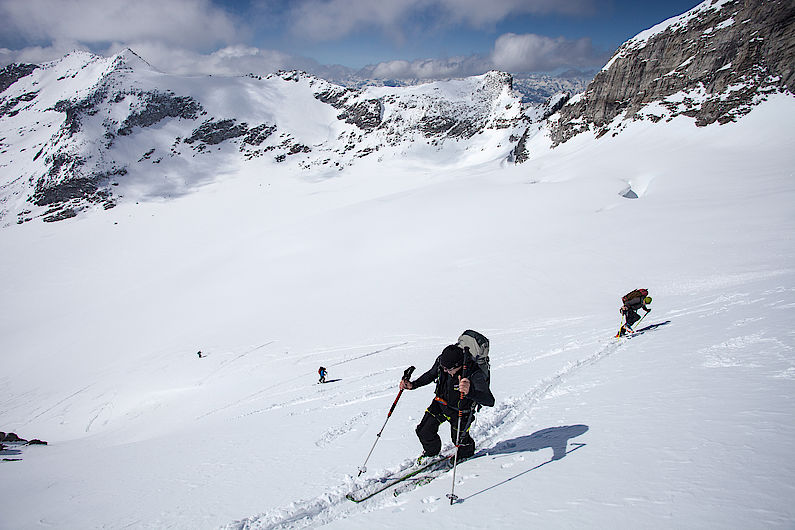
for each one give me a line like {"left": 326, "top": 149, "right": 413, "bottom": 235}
{"left": 0, "top": 0, "right": 702, "bottom": 78}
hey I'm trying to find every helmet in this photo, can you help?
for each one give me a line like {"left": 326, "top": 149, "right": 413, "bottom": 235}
{"left": 644, "top": 296, "right": 652, "bottom": 304}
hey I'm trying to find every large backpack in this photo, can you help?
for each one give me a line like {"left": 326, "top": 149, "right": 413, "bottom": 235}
{"left": 457, "top": 330, "right": 490, "bottom": 386}
{"left": 622, "top": 288, "right": 648, "bottom": 309}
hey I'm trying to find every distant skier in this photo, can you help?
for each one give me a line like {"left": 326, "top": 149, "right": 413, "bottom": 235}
{"left": 197, "top": 350, "right": 203, "bottom": 358}
{"left": 318, "top": 366, "right": 327, "bottom": 384}
{"left": 619, "top": 288, "right": 652, "bottom": 336}
{"left": 400, "top": 344, "right": 494, "bottom": 461}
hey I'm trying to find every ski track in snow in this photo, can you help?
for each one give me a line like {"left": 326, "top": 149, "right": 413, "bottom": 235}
{"left": 200, "top": 343, "right": 409, "bottom": 420}
{"left": 200, "top": 341, "right": 276, "bottom": 384}
{"left": 236, "top": 370, "right": 403, "bottom": 419}
{"left": 315, "top": 412, "right": 370, "bottom": 447}
{"left": 85, "top": 395, "right": 116, "bottom": 433}
{"left": 226, "top": 328, "right": 637, "bottom": 529}
{"left": 328, "top": 342, "right": 410, "bottom": 367}
{"left": 23, "top": 383, "right": 95, "bottom": 426}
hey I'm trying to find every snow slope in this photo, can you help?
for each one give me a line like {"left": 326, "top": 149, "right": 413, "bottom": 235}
{"left": 0, "top": 89, "right": 793, "bottom": 529}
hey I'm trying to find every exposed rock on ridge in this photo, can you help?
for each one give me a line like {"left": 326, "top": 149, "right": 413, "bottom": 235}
{"left": 0, "top": 64, "right": 38, "bottom": 95}
{"left": 549, "top": 0, "right": 795, "bottom": 146}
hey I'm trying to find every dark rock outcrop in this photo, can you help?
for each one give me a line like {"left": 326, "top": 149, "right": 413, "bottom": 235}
{"left": 550, "top": 0, "right": 795, "bottom": 146}
{"left": 185, "top": 119, "right": 249, "bottom": 147}
{"left": 512, "top": 128, "right": 532, "bottom": 164}
{"left": 336, "top": 99, "right": 383, "bottom": 131}
{"left": 0, "top": 63, "right": 38, "bottom": 94}
{"left": 52, "top": 86, "right": 110, "bottom": 136}
{"left": 1, "top": 432, "right": 24, "bottom": 442}
{"left": 0, "top": 91, "right": 39, "bottom": 118}
{"left": 315, "top": 84, "right": 383, "bottom": 131}
{"left": 118, "top": 91, "right": 203, "bottom": 136}
{"left": 243, "top": 123, "right": 277, "bottom": 146}
{"left": 33, "top": 175, "right": 97, "bottom": 206}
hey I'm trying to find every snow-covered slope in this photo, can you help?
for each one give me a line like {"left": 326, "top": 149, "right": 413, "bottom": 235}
{"left": 1, "top": 1, "right": 794, "bottom": 528}
{"left": 0, "top": 88, "right": 793, "bottom": 528}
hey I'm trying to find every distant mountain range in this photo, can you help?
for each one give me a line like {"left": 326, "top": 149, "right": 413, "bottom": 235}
{"left": 321, "top": 69, "right": 594, "bottom": 105}
{"left": 0, "top": 0, "right": 792, "bottom": 226}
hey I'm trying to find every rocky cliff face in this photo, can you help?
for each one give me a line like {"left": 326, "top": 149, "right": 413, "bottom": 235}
{"left": 548, "top": 0, "right": 794, "bottom": 146}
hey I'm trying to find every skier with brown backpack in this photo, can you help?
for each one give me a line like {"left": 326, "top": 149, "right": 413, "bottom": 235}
{"left": 618, "top": 288, "right": 652, "bottom": 336}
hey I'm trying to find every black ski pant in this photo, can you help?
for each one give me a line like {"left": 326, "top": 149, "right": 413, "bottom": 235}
{"left": 415, "top": 399, "right": 476, "bottom": 459}
{"left": 625, "top": 309, "right": 641, "bottom": 329}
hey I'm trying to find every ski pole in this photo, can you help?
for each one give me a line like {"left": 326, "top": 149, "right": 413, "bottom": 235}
{"left": 447, "top": 351, "right": 468, "bottom": 505}
{"left": 357, "top": 365, "right": 415, "bottom": 476}
{"left": 633, "top": 308, "right": 651, "bottom": 330}
{"left": 616, "top": 312, "right": 626, "bottom": 338}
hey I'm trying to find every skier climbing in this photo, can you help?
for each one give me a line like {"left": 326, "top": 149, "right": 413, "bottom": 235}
{"left": 318, "top": 366, "right": 327, "bottom": 384}
{"left": 400, "top": 343, "right": 494, "bottom": 461}
{"left": 619, "top": 288, "right": 652, "bottom": 336}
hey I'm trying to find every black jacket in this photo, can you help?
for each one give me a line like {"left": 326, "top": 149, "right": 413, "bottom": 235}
{"left": 411, "top": 354, "right": 495, "bottom": 410}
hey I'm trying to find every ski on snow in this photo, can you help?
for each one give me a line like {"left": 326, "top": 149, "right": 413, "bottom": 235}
{"left": 346, "top": 455, "right": 453, "bottom": 503}
{"left": 615, "top": 320, "right": 671, "bottom": 339}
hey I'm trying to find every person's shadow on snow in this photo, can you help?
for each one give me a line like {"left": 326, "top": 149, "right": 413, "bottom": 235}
{"left": 459, "top": 425, "right": 589, "bottom": 502}
{"left": 485, "top": 424, "right": 589, "bottom": 461}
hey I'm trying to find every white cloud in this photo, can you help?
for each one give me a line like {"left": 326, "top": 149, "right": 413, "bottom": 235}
{"left": 433, "top": 0, "right": 595, "bottom": 27}
{"left": 0, "top": 0, "right": 607, "bottom": 79}
{"left": 286, "top": 0, "right": 413, "bottom": 41}
{"left": 491, "top": 33, "right": 605, "bottom": 72}
{"left": 0, "top": 41, "right": 315, "bottom": 78}
{"left": 0, "top": 0, "right": 294, "bottom": 76}
{"left": 364, "top": 32, "right": 607, "bottom": 79}
{"left": 102, "top": 43, "right": 314, "bottom": 76}
{"left": 287, "top": 0, "right": 595, "bottom": 41}
{"left": 369, "top": 56, "right": 489, "bottom": 79}
{"left": 0, "top": 0, "right": 242, "bottom": 49}
{"left": 0, "top": 41, "right": 90, "bottom": 66}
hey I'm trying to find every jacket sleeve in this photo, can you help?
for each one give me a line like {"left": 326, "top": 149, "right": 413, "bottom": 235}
{"left": 410, "top": 357, "right": 440, "bottom": 389}
{"left": 466, "top": 368, "right": 495, "bottom": 407}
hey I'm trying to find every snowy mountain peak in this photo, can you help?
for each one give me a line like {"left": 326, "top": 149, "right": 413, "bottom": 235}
{"left": 110, "top": 48, "right": 156, "bottom": 73}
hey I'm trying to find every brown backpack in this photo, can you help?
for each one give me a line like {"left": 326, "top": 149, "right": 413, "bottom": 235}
{"left": 622, "top": 288, "right": 648, "bottom": 308}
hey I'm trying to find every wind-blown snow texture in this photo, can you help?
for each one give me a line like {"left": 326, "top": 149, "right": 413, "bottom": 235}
{"left": 1, "top": 1, "right": 794, "bottom": 529}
